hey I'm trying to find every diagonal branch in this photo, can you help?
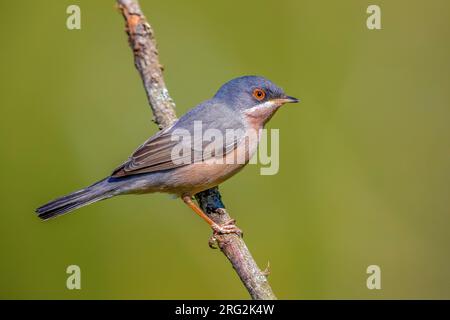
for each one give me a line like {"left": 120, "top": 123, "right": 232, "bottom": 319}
{"left": 116, "top": 0, "right": 276, "bottom": 300}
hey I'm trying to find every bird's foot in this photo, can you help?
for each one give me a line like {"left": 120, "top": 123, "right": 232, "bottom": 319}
{"left": 208, "top": 219, "right": 243, "bottom": 249}
{"left": 212, "top": 219, "right": 243, "bottom": 236}
{"left": 208, "top": 236, "right": 219, "bottom": 249}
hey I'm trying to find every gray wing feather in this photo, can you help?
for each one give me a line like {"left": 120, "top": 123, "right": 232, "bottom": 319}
{"left": 112, "top": 101, "right": 245, "bottom": 177}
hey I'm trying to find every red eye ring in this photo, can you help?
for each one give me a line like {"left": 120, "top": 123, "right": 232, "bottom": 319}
{"left": 252, "top": 88, "right": 266, "bottom": 101}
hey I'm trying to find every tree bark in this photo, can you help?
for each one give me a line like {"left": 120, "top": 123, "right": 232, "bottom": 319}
{"left": 117, "top": 0, "right": 276, "bottom": 300}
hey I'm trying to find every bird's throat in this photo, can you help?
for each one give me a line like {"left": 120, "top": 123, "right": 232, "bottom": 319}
{"left": 243, "top": 101, "right": 281, "bottom": 127}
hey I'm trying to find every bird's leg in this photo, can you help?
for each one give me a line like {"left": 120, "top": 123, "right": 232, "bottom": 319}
{"left": 181, "top": 195, "right": 242, "bottom": 236}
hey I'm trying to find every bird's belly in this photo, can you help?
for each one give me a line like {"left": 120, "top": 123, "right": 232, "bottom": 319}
{"left": 163, "top": 133, "right": 260, "bottom": 195}
{"left": 167, "top": 162, "right": 244, "bottom": 194}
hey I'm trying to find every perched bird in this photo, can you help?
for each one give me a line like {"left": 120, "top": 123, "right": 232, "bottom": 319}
{"left": 36, "top": 76, "right": 298, "bottom": 234}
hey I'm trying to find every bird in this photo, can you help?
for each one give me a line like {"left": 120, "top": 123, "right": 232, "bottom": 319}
{"left": 36, "top": 75, "right": 298, "bottom": 235}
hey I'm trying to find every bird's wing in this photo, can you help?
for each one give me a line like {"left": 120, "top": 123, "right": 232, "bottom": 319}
{"left": 111, "top": 102, "right": 246, "bottom": 177}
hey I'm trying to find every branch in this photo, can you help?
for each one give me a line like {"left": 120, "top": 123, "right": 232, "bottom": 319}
{"left": 116, "top": 0, "right": 276, "bottom": 300}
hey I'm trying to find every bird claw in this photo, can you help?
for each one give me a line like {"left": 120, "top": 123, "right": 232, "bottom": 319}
{"left": 208, "top": 219, "right": 243, "bottom": 248}
{"left": 208, "top": 235, "right": 219, "bottom": 249}
{"left": 211, "top": 219, "right": 243, "bottom": 237}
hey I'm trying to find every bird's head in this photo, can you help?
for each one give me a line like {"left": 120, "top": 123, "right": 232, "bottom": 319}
{"left": 213, "top": 75, "right": 299, "bottom": 125}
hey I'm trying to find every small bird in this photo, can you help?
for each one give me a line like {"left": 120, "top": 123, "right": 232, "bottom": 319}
{"left": 36, "top": 76, "right": 298, "bottom": 235}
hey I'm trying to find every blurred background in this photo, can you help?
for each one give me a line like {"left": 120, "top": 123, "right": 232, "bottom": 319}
{"left": 0, "top": 0, "right": 449, "bottom": 299}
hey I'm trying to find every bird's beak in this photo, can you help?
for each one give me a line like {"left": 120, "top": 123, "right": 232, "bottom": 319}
{"left": 274, "top": 95, "right": 299, "bottom": 104}
{"left": 283, "top": 95, "right": 299, "bottom": 103}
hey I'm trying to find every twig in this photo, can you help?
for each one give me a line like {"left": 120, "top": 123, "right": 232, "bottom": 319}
{"left": 116, "top": 0, "right": 276, "bottom": 300}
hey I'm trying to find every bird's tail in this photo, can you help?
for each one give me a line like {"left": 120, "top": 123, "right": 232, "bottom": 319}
{"left": 35, "top": 177, "right": 118, "bottom": 220}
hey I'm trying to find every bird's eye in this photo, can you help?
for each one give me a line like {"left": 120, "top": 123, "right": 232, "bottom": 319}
{"left": 252, "top": 88, "right": 266, "bottom": 101}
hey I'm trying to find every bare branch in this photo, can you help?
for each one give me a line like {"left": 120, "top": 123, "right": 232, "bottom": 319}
{"left": 117, "top": 0, "right": 177, "bottom": 129}
{"left": 116, "top": 0, "right": 276, "bottom": 300}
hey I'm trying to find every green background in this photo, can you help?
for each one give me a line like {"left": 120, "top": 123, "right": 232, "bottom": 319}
{"left": 0, "top": 0, "right": 449, "bottom": 299}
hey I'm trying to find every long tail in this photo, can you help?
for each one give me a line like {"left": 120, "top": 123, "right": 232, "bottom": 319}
{"left": 36, "top": 177, "right": 118, "bottom": 220}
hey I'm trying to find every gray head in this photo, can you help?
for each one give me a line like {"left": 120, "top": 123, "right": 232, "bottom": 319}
{"left": 213, "top": 75, "right": 298, "bottom": 111}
